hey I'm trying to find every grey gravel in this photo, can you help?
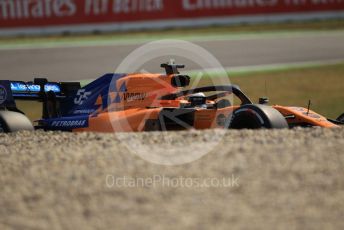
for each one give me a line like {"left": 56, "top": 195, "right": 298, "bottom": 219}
{"left": 0, "top": 128, "right": 344, "bottom": 230}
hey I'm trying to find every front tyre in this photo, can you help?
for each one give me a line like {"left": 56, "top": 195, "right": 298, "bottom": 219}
{"left": 230, "top": 104, "right": 288, "bottom": 129}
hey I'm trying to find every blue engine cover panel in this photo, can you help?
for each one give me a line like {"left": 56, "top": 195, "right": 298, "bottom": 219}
{"left": 60, "top": 73, "right": 127, "bottom": 116}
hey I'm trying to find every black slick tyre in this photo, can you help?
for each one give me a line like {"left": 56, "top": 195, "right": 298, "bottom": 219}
{"left": 230, "top": 104, "right": 288, "bottom": 129}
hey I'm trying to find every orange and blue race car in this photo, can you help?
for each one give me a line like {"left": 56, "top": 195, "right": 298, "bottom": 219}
{"left": 0, "top": 62, "right": 343, "bottom": 133}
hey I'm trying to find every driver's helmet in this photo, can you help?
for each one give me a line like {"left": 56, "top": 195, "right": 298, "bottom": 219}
{"left": 188, "top": 93, "right": 207, "bottom": 107}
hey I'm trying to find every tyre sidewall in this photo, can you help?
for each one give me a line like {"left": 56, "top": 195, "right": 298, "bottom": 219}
{"left": 230, "top": 104, "right": 288, "bottom": 129}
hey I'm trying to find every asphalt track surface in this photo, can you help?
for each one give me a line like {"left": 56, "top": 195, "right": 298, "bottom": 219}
{"left": 1, "top": 128, "right": 344, "bottom": 229}
{"left": 1, "top": 31, "right": 344, "bottom": 81}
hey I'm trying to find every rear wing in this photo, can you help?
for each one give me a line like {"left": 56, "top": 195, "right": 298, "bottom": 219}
{"left": 10, "top": 80, "right": 64, "bottom": 99}
{"left": 0, "top": 78, "right": 80, "bottom": 118}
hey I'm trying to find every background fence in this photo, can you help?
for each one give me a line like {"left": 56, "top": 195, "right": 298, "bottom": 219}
{"left": 1, "top": 0, "right": 344, "bottom": 36}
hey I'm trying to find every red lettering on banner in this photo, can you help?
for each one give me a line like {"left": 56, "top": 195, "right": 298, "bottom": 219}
{"left": 182, "top": 0, "right": 279, "bottom": 10}
{"left": 0, "top": 0, "right": 343, "bottom": 28}
{"left": 113, "top": 0, "right": 164, "bottom": 14}
{"left": 85, "top": 0, "right": 164, "bottom": 15}
{"left": 0, "top": 0, "right": 76, "bottom": 20}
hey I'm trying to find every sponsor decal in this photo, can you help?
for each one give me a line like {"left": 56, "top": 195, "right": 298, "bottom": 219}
{"left": 0, "top": 85, "right": 7, "bottom": 105}
{"left": 1, "top": 0, "right": 344, "bottom": 30}
{"left": 111, "top": 92, "right": 147, "bottom": 103}
{"left": 0, "top": 0, "right": 77, "bottom": 20}
{"left": 216, "top": 114, "right": 226, "bottom": 127}
{"left": 182, "top": 0, "right": 278, "bottom": 10}
{"left": 74, "top": 89, "right": 92, "bottom": 105}
{"left": 291, "top": 107, "right": 306, "bottom": 112}
{"left": 73, "top": 109, "right": 96, "bottom": 114}
{"left": 123, "top": 92, "right": 147, "bottom": 102}
{"left": 302, "top": 112, "right": 321, "bottom": 119}
{"left": 10, "top": 82, "right": 61, "bottom": 93}
{"left": 50, "top": 119, "right": 88, "bottom": 128}
{"left": 85, "top": 0, "right": 164, "bottom": 15}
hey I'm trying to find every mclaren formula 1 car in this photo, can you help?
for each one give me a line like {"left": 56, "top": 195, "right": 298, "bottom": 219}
{"left": 0, "top": 62, "right": 343, "bottom": 133}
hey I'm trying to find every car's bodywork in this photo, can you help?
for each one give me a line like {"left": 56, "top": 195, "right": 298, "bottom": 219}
{"left": 0, "top": 62, "right": 343, "bottom": 133}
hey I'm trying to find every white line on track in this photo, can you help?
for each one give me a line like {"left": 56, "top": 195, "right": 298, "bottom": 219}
{"left": 1, "top": 30, "right": 344, "bottom": 51}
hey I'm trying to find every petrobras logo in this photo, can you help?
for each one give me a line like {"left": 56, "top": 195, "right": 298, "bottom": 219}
{"left": 0, "top": 85, "right": 7, "bottom": 105}
{"left": 50, "top": 119, "right": 88, "bottom": 128}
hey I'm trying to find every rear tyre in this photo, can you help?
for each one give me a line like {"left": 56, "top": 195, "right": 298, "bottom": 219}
{"left": 337, "top": 113, "right": 344, "bottom": 123}
{"left": 0, "top": 111, "right": 34, "bottom": 133}
{"left": 230, "top": 104, "right": 288, "bottom": 129}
